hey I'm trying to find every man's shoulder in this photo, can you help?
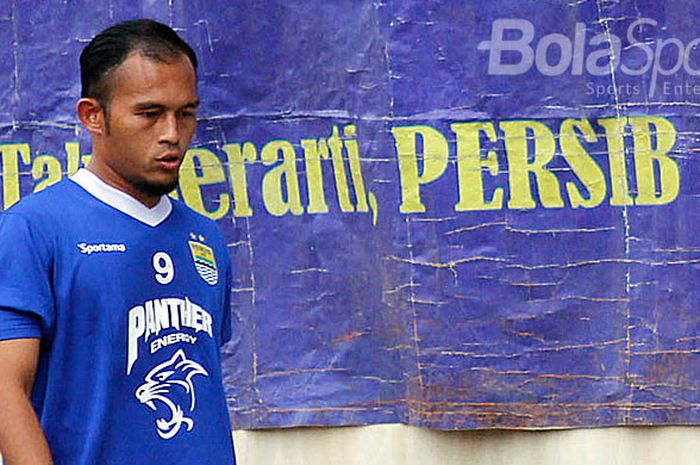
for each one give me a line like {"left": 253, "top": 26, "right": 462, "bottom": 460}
{"left": 170, "top": 201, "right": 229, "bottom": 248}
{"left": 0, "top": 179, "right": 84, "bottom": 250}
{"left": 171, "top": 200, "right": 223, "bottom": 230}
{"left": 3, "top": 178, "right": 81, "bottom": 222}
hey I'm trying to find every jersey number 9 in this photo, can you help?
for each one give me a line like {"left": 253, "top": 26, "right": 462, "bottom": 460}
{"left": 153, "top": 252, "right": 175, "bottom": 285}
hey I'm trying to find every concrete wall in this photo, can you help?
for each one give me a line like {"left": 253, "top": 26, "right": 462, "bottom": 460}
{"left": 232, "top": 425, "right": 700, "bottom": 465}
{"left": 3, "top": 424, "right": 699, "bottom": 464}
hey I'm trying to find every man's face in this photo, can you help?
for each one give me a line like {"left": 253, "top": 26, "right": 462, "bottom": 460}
{"left": 97, "top": 51, "right": 198, "bottom": 202}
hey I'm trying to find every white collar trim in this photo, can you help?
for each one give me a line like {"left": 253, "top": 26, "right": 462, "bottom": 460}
{"left": 70, "top": 169, "right": 172, "bottom": 227}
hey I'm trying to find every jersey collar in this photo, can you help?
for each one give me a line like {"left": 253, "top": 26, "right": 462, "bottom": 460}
{"left": 70, "top": 169, "right": 173, "bottom": 227}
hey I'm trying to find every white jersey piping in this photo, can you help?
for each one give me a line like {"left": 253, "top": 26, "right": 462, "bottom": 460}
{"left": 70, "top": 169, "right": 172, "bottom": 227}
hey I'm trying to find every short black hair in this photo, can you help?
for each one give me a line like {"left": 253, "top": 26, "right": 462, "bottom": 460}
{"left": 80, "top": 19, "right": 198, "bottom": 108}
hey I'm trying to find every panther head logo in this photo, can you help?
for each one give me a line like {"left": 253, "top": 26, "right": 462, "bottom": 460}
{"left": 135, "top": 349, "right": 208, "bottom": 439}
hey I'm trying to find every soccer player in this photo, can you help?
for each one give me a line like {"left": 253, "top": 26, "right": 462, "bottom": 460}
{"left": 0, "top": 20, "right": 236, "bottom": 465}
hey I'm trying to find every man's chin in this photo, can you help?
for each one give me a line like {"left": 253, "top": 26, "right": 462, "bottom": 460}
{"left": 136, "top": 178, "right": 179, "bottom": 198}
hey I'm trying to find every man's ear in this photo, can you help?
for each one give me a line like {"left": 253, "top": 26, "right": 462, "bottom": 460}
{"left": 77, "top": 98, "right": 107, "bottom": 135}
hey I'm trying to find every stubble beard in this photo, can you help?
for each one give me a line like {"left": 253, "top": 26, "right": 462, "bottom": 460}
{"left": 131, "top": 172, "right": 180, "bottom": 198}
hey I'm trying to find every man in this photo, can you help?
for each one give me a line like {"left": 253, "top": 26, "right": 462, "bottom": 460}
{"left": 0, "top": 20, "right": 236, "bottom": 465}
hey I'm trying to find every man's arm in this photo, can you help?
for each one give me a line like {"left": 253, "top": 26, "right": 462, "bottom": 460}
{"left": 0, "top": 338, "right": 53, "bottom": 465}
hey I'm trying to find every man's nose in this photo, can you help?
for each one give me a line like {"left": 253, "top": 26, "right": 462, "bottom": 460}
{"left": 159, "top": 113, "right": 180, "bottom": 145}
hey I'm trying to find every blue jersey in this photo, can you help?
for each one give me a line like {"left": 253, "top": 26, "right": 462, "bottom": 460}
{"left": 0, "top": 170, "right": 236, "bottom": 465}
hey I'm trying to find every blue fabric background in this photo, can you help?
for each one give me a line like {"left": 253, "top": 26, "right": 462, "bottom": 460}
{"left": 1, "top": 0, "right": 699, "bottom": 429}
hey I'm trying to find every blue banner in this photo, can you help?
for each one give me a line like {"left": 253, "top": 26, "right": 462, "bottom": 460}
{"left": 2, "top": 0, "right": 700, "bottom": 429}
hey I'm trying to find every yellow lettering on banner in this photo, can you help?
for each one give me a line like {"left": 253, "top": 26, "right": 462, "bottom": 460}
{"left": 179, "top": 148, "right": 230, "bottom": 220}
{"left": 65, "top": 142, "right": 81, "bottom": 176}
{"left": 1, "top": 143, "right": 31, "bottom": 209}
{"left": 261, "top": 140, "right": 303, "bottom": 216}
{"left": 629, "top": 116, "right": 679, "bottom": 206}
{"left": 343, "top": 125, "right": 369, "bottom": 212}
{"left": 222, "top": 142, "right": 256, "bottom": 217}
{"left": 392, "top": 125, "right": 448, "bottom": 213}
{"left": 501, "top": 120, "right": 563, "bottom": 209}
{"left": 559, "top": 119, "right": 606, "bottom": 208}
{"left": 32, "top": 155, "right": 62, "bottom": 193}
{"left": 301, "top": 137, "right": 330, "bottom": 214}
{"left": 598, "top": 118, "right": 634, "bottom": 206}
{"left": 302, "top": 125, "right": 370, "bottom": 215}
{"left": 66, "top": 142, "right": 92, "bottom": 172}
{"left": 451, "top": 121, "right": 503, "bottom": 211}
{"left": 327, "top": 126, "right": 354, "bottom": 212}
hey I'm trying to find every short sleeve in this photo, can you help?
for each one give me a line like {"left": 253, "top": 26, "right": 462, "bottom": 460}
{"left": 0, "top": 212, "right": 55, "bottom": 339}
{"left": 0, "top": 307, "right": 42, "bottom": 341}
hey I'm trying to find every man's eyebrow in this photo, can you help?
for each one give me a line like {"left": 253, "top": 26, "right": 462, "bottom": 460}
{"left": 133, "top": 102, "right": 166, "bottom": 111}
{"left": 132, "top": 100, "right": 200, "bottom": 110}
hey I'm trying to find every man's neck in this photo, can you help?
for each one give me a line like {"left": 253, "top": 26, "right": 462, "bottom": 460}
{"left": 86, "top": 164, "right": 160, "bottom": 208}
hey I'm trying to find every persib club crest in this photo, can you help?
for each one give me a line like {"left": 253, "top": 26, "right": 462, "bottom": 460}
{"left": 188, "top": 234, "right": 218, "bottom": 285}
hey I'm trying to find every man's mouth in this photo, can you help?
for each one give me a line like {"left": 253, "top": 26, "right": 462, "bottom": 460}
{"left": 156, "top": 153, "right": 182, "bottom": 171}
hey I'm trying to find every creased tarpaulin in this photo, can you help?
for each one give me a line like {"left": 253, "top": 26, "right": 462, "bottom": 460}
{"left": 1, "top": 0, "right": 699, "bottom": 430}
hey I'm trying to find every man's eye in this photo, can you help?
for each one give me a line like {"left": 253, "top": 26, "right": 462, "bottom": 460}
{"left": 177, "top": 110, "right": 196, "bottom": 119}
{"left": 138, "top": 111, "right": 159, "bottom": 118}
